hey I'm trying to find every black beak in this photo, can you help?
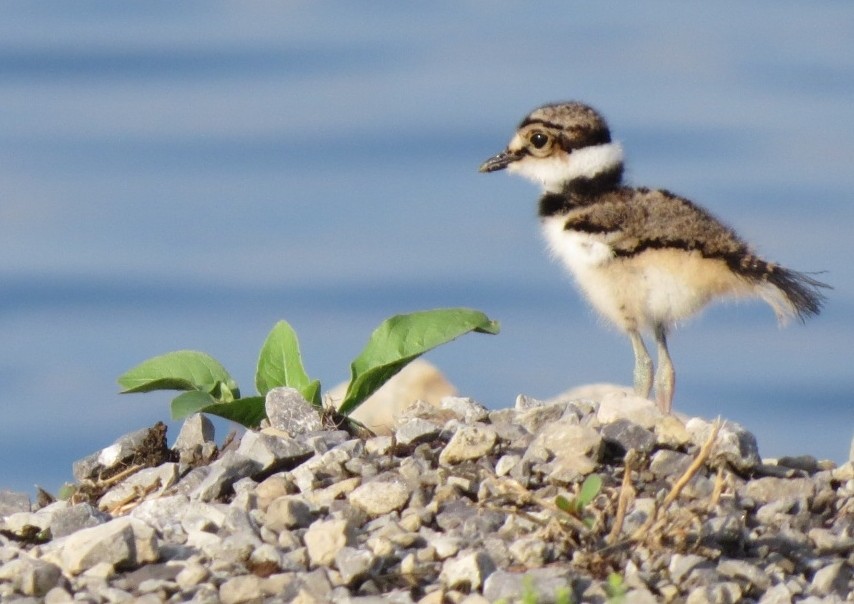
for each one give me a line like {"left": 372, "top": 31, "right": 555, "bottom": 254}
{"left": 478, "top": 149, "right": 521, "bottom": 173}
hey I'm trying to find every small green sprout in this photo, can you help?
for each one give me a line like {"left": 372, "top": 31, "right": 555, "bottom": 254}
{"left": 555, "top": 473, "right": 603, "bottom": 528}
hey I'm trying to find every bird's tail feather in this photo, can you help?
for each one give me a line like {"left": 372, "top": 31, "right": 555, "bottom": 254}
{"left": 753, "top": 262, "right": 830, "bottom": 324}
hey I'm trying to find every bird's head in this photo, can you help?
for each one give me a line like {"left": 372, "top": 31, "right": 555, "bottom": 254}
{"left": 479, "top": 101, "right": 624, "bottom": 193}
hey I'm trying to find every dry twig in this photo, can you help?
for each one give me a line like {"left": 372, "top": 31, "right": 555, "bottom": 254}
{"left": 630, "top": 418, "right": 722, "bottom": 542}
{"left": 607, "top": 449, "right": 638, "bottom": 545}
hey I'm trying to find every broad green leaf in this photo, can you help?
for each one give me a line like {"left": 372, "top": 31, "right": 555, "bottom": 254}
{"left": 254, "top": 321, "right": 320, "bottom": 405}
{"left": 578, "top": 474, "right": 602, "bottom": 507}
{"left": 195, "top": 396, "right": 267, "bottom": 428}
{"left": 118, "top": 350, "right": 239, "bottom": 398}
{"left": 338, "top": 308, "right": 500, "bottom": 415}
{"left": 171, "top": 391, "right": 219, "bottom": 420}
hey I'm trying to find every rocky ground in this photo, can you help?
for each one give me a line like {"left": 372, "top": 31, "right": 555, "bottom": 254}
{"left": 0, "top": 383, "right": 852, "bottom": 603}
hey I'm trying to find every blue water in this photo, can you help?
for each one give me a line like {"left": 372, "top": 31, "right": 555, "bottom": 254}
{"left": 1, "top": 3, "right": 852, "bottom": 494}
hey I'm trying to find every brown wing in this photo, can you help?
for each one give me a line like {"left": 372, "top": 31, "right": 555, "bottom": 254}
{"left": 563, "top": 187, "right": 751, "bottom": 262}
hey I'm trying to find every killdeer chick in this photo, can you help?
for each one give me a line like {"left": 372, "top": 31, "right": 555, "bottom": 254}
{"left": 480, "top": 101, "right": 829, "bottom": 412}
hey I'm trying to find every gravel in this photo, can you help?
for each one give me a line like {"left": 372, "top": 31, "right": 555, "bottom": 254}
{"left": 1, "top": 391, "right": 852, "bottom": 603}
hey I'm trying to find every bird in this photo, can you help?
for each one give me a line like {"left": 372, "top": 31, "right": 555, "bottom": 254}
{"left": 479, "top": 101, "right": 829, "bottom": 413}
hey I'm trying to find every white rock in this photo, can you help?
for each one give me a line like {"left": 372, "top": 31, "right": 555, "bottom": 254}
{"left": 440, "top": 551, "right": 496, "bottom": 591}
{"left": 596, "top": 392, "right": 663, "bottom": 429}
{"left": 348, "top": 474, "right": 410, "bottom": 516}
{"left": 686, "top": 418, "right": 760, "bottom": 472}
{"left": 439, "top": 425, "right": 498, "bottom": 465}
{"left": 219, "top": 575, "right": 265, "bottom": 604}
{"left": 41, "top": 517, "right": 159, "bottom": 575}
{"left": 97, "top": 463, "right": 179, "bottom": 511}
{"left": 304, "top": 518, "right": 352, "bottom": 567}
{"left": 525, "top": 419, "right": 603, "bottom": 476}
{"left": 440, "top": 396, "right": 489, "bottom": 423}
{"left": 265, "top": 495, "right": 313, "bottom": 531}
{"left": 0, "top": 555, "right": 62, "bottom": 596}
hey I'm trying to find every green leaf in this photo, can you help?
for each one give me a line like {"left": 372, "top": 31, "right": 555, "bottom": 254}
{"left": 255, "top": 321, "right": 321, "bottom": 405}
{"left": 337, "top": 308, "right": 499, "bottom": 416}
{"left": 578, "top": 474, "right": 603, "bottom": 507}
{"left": 171, "top": 391, "right": 219, "bottom": 420}
{"left": 197, "top": 396, "right": 267, "bottom": 428}
{"left": 555, "top": 495, "right": 575, "bottom": 514}
{"left": 118, "top": 350, "right": 239, "bottom": 399}
{"left": 172, "top": 390, "right": 267, "bottom": 428}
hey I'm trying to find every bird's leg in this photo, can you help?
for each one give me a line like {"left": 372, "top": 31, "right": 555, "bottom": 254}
{"left": 653, "top": 324, "right": 675, "bottom": 413}
{"left": 628, "top": 330, "right": 653, "bottom": 399}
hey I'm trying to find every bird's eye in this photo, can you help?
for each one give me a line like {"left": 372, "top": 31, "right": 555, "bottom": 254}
{"left": 530, "top": 132, "right": 549, "bottom": 149}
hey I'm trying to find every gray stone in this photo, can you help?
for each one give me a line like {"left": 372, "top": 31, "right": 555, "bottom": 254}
{"left": 809, "top": 560, "right": 851, "bottom": 597}
{"left": 190, "top": 451, "right": 261, "bottom": 502}
{"left": 301, "top": 429, "right": 350, "bottom": 454}
{"left": 349, "top": 474, "right": 409, "bottom": 516}
{"left": 439, "top": 425, "right": 498, "bottom": 465}
{"left": 758, "top": 583, "right": 793, "bottom": 604}
{"left": 650, "top": 449, "right": 694, "bottom": 478}
{"left": 495, "top": 454, "right": 520, "bottom": 477}
{"left": 41, "top": 517, "right": 159, "bottom": 575}
{"left": 740, "top": 477, "right": 816, "bottom": 505}
{"left": 365, "top": 435, "right": 394, "bottom": 456}
{"left": 717, "top": 558, "right": 771, "bottom": 591}
{"left": 71, "top": 451, "right": 102, "bottom": 483}
{"left": 173, "top": 413, "right": 214, "bottom": 449}
{"left": 334, "top": 546, "right": 375, "bottom": 585}
{"left": 98, "top": 463, "right": 179, "bottom": 511}
{"left": 304, "top": 518, "right": 353, "bottom": 567}
{"left": 597, "top": 392, "right": 663, "bottom": 429}
{"left": 1, "top": 511, "right": 51, "bottom": 536}
{"left": 235, "top": 430, "right": 312, "bottom": 473}
{"left": 668, "top": 553, "right": 708, "bottom": 583}
{"left": 440, "top": 396, "right": 489, "bottom": 423}
{"left": 426, "top": 533, "right": 463, "bottom": 560}
{"left": 489, "top": 419, "right": 531, "bottom": 445}
{"left": 655, "top": 415, "right": 692, "bottom": 447}
{"left": 514, "top": 402, "right": 568, "bottom": 434}
{"left": 265, "top": 495, "right": 313, "bottom": 531}
{"left": 174, "top": 560, "right": 209, "bottom": 590}
{"left": 44, "top": 586, "right": 74, "bottom": 603}
{"left": 49, "top": 503, "right": 110, "bottom": 539}
{"left": 440, "top": 551, "right": 496, "bottom": 591}
{"left": 525, "top": 419, "right": 603, "bottom": 477}
{"left": 755, "top": 497, "right": 802, "bottom": 525}
{"left": 395, "top": 418, "right": 442, "bottom": 446}
{"left": 219, "top": 574, "right": 265, "bottom": 604}
{"left": 97, "top": 426, "right": 158, "bottom": 469}
{"left": 172, "top": 414, "right": 215, "bottom": 464}
{"left": 0, "top": 490, "right": 30, "bottom": 518}
{"left": 508, "top": 535, "right": 549, "bottom": 568}
{"left": 686, "top": 418, "right": 760, "bottom": 472}
{"left": 515, "top": 394, "right": 550, "bottom": 409}
{"left": 601, "top": 418, "right": 656, "bottom": 454}
{"left": 0, "top": 555, "right": 63, "bottom": 596}
{"left": 703, "top": 514, "right": 746, "bottom": 549}
{"left": 808, "top": 527, "right": 854, "bottom": 555}
{"left": 129, "top": 495, "right": 190, "bottom": 542}
{"left": 777, "top": 455, "right": 819, "bottom": 474}
{"left": 483, "top": 567, "right": 575, "bottom": 603}
{"left": 265, "top": 387, "right": 323, "bottom": 434}
{"left": 685, "top": 582, "right": 743, "bottom": 604}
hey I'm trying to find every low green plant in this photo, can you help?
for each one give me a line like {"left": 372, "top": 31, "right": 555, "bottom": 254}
{"left": 555, "top": 473, "right": 603, "bottom": 528}
{"left": 604, "top": 572, "right": 628, "bottom": 603}
{"left": 118, "top": 307, "right": 499, "bottom": 429}
{"left": 494, "top": 575, "right": 574, "bottom": 604}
